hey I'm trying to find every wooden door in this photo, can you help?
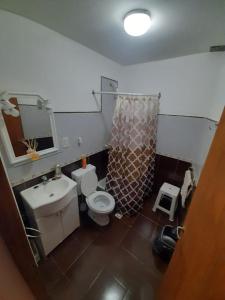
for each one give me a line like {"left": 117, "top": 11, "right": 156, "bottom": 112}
{"left": 0, "top": 236, "right": 35, "bottom": 300}
{"left": 158, "top": 108, "right": 225, "bottom": 300}
{"left": 2, "top": 97, "right": 26, "bottom": 156}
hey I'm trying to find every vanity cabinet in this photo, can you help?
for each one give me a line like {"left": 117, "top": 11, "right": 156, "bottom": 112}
{"left": 21, "top": 178, "right": 80, "bottom": 256}
{"left": 61, "top": 197, "right": 80, "bottom": 238}
{"left": 36, "top": 212, "right": 63, "bottom": 255}
{"left": 36, "top": 191, "right": 80, "bottom": 255}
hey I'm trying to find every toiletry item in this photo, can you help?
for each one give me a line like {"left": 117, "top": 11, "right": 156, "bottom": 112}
{"left": 55, "top": 164, "right": 62, "bottom": 178}
{"left": 26, "top": 148, "right": 40, "bottom": 161}
{"left": 81, "top": 155, "right": 87, "bottom": 169}
{"left": 23, "top": 138, "right": 40, "bottom": 160}
{"left": 30, "top": 152, "right": 40, "bottom": 161}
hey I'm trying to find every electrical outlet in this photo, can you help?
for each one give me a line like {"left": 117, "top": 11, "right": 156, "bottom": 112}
{"left": 77, "top": 136, "right": 83, "bottom": 146}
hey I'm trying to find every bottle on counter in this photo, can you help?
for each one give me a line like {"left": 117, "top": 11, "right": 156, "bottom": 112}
{"left": 81, "top": 154, "right": 87, "bottom": 169}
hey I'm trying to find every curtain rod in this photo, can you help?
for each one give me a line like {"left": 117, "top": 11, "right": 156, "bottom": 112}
{"left": 92, "top": 90, "right": 161, "bottom": 99}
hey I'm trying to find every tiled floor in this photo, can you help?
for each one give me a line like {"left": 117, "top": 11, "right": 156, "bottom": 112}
{"left": 38, "top": 195, "right": 181, "bottom": 300}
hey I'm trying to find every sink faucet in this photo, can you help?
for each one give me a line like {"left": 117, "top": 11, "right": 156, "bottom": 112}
{"left": 41, "top": 176, "right": 49, "bottom": 185}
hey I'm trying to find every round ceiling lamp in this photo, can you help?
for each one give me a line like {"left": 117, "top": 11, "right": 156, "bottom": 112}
{"left": 123, "top": 9, "right": 152, "bottom": 37}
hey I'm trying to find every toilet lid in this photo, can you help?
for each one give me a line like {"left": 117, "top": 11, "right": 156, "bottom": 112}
{"left": 81, "top": 171, "right": 98, "bottom": 196}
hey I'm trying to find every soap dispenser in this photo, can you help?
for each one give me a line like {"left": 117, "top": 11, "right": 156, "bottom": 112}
{"left": 55, "top": 164, "right": 62, "bottom": 178}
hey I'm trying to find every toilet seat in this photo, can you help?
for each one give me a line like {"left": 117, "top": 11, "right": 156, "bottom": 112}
{"left": 86, "top": 191, "right": 115, "bottom": 214}
{"left": 80, "top": 170, "right": 115, "bottom": 225}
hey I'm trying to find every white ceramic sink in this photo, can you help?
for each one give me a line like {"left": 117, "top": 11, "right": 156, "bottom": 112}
{"left": 20, "top": 174, "right": 77, "bottom": 217}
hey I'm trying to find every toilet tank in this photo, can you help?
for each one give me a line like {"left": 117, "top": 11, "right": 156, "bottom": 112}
{"left": 71, "top": 164, "right": 96, "bottom": 195}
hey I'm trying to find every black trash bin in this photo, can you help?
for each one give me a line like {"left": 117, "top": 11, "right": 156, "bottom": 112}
{"left": 152, "top": 225, "right": 179, "bottom": 262}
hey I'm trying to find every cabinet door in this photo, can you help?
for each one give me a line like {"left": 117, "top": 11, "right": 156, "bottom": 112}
{"left": 61, "top": 197, "right": 80, "bottom": 238}
{"left": 37, "top": 213, "right": 63, "bottom": 255}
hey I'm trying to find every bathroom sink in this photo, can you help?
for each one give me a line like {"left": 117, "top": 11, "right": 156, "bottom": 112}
{"left": 20, "top": 174, "right": 77, "bottom": 217}
{"left": 44, "top": 179, "right": 70, "bottom": 198}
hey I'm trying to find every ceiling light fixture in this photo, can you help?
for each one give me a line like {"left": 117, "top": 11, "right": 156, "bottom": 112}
{"left": 124, "top": 9, "right": 152, "bottom": 37}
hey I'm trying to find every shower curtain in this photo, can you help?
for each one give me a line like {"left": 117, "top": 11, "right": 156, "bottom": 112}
{"left": 106, "top": 95, "right": 159, "bottom": 216}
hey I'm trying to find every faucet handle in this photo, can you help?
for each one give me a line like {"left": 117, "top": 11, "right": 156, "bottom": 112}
{"left": 41, "top": 175, "right": 47, "bottom": 181}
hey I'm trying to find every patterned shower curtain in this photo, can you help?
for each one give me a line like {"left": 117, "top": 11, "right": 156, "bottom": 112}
{"left": 106, "top": 95, "right": 159, "bottom": 216}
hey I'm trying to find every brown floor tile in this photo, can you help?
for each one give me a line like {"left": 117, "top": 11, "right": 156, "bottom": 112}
{"left": 74, "top": 223, "right": 100, "bottom": 246}
{"left": 83, "top": 270, "right": 126, "bottom": 300}
{"left": 141, "top": 199, "right": 161, "bottom": 224}
{"left": 158, "top": 210, "right": 178, "bottom": 227}
{"left": 48, "top": 276, "right": 81, "bottom": 300}
{"left": 65, "top": 218, "right": 129, "bottom": 296}
{"left": 99, "top": 216, "right": 130, "bottom": 247}
{"left": 122, "top": 229, "right": 167, "bottom": 277}
{"left": 106, "top": 247, "right": 160, "bottom": 299}
{"left": 38, "top": 257, "right": 64, "bottom": 291}
{"left": 50, "top": 230, "right": 88, "bottom": 274}
{"left": 123, "top": 287, "right": 154, "bottom": 300}
{"left": 123, "top": 290, "right": 133, "bottom": 300}
{"left": 132, "top": 215, "right": 156, "bottom": 240}
{"left": 40, "top": 199, "right": 175, "bottom": 300}
{"left": 66, "top": 240, "right": 116, "bottom": 295}
{"left": 120, "top": 214, "right": 139, "bottom": 228}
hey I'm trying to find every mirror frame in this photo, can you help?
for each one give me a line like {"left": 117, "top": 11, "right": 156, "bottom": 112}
{"left": 0, "top": 93, "right": 59, "bottom": 165}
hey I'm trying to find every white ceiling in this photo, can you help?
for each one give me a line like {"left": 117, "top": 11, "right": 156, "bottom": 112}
{"left": 0, "top": 0, "right": 225, "bottom": 65}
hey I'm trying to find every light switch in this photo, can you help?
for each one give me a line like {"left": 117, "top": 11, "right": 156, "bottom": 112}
{"left": 62, "top": 136, "right": 70, "bottom": 148}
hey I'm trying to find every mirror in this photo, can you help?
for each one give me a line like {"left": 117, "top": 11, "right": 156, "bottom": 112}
{"left": 0, "top": 93, "right": 58, "bottom": 165}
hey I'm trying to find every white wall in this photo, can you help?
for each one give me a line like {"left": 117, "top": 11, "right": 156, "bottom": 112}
{"left": 210, "top": 54, "right": 225, "bottom": 121}
{"left": 0, "top": 10, "right": 122, "bottom": 112}
{"left": 0, "top": 9, "right": 223, "bottom": 185}
{"left": 0, "top": 10, "right": 122, "bottom": 185}
{"left": 122, "top": 53, "right": 222, "bottom": 118}
{"left": 121, "top": 53, "right": 224, "bottom": 180}
{"left": 1, "top": 8, "right": 222, "bottom": 119}
{"left": 156, "top": 115, "right": 217, "bottom": 181}
{"left": 156, "top": 115, "right": 216, "bottom": 162}
{"left": 0, "top": 78, "right": 117, "bottom": 186}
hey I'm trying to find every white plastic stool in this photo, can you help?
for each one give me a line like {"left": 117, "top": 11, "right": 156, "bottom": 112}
{"left": 152, "top": 183, "right": 180, "bottom": 221}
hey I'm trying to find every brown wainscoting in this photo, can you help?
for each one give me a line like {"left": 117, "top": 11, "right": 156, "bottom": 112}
{"left": 13, "top": 151, "right": 190, "bottom": 199}
{"left": 0, "top": 159, "right": 48, "bottom": 299}
{"left": 62, "top": 149, "right": 109, "bottom": 180}
{"left": 153, "top": 154, "right": 191, "bottom": 192}
{"left": 13, "top": 149, "right": 109, "bottom": 225}
{"left": 13, "top": 150, "right": 190, "bottom": 222}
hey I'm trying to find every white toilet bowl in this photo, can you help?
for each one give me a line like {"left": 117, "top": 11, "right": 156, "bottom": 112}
{"left": 86, "top": 191, "right": 115, "bottom": 226}
{"left": 71, "top": 165, "right": 115, "bottom": 226}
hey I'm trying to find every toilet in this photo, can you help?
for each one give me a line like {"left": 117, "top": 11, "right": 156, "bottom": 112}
{"left": 71, "top": 165, "right": 115, "bottom": 226}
